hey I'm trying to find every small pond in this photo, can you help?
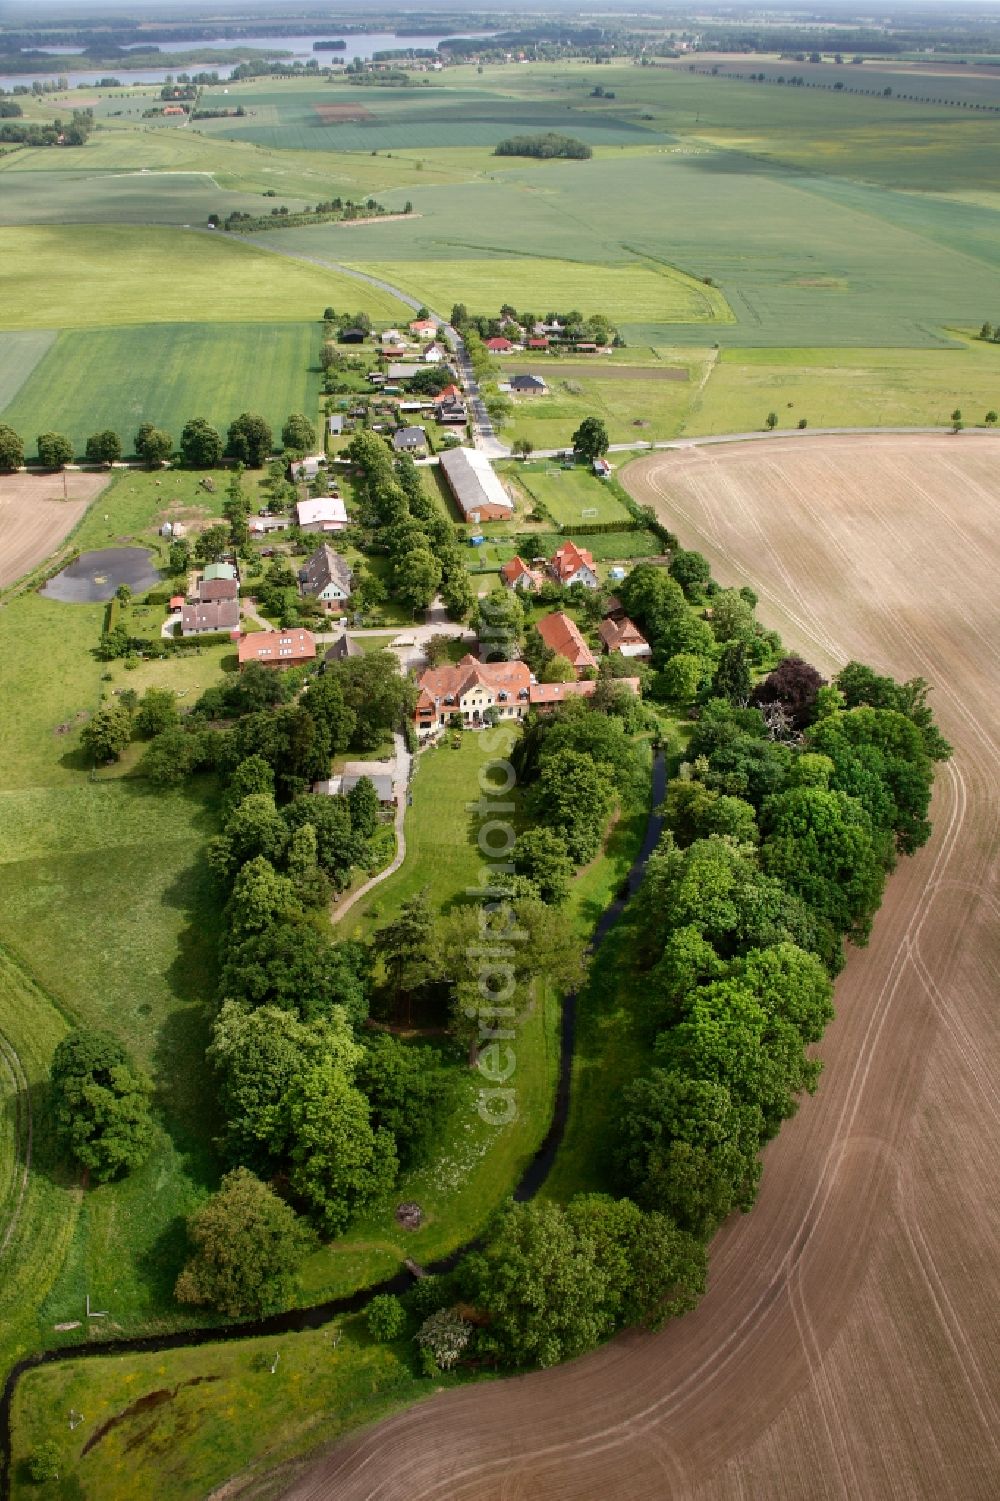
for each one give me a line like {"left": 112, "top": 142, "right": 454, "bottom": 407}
{"left": 41, "top": 547, "right": 161, "bottom": 603}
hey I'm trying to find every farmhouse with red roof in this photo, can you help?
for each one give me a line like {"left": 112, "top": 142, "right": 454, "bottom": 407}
{"left": 500, "top": 556, "right": 544, "bottom": 593}
{"left": 414, "top": 655, "right": 531, "bottom": 736}
{"left": 535, "top": 611, "right": 597, "bottom": 675}
{"left": 549, "top": 541, "right": 599, "bottom": 589}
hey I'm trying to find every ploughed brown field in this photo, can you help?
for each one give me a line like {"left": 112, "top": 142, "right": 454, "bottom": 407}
{"left": 313, "top": 103, "right": 376, "bottom": 123}
{"left": 0, "top": 471, "right": 105, "bottom": 589}
{"left": 272, "top": 435, "right": 1000, "bottom": 1501}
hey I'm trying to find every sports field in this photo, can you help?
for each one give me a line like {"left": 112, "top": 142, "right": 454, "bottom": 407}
{"left": 1, "top": 323, "right": 323, "bottom": 458}
{"left": 0, "top": 225, "right": 407, "bottom": 330}
{"left": 514, "top": 462, "right": 632, "bottom": 526}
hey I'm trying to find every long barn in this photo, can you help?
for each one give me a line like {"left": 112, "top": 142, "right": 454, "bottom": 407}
{"left": 438, "top": 446, "right": 514, "bottom": 523}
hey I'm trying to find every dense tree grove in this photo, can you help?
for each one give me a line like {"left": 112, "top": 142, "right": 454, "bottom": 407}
{"left": 0, "top": 422, "right": 24, "bottom": 471}
{"left": 346, "top": 434, "right": 469, "bottom": 620}
{"left": 494, "top": 131, "right": 593, "bottom": 159}
{"left": 603, "top": 644, "right": 945, "bottom": 1254}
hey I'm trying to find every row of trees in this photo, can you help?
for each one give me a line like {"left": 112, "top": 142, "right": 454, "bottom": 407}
{"left": 0, "top": 412, "right": 317, "bottom": 474}
{"left": 609, "top": 651, "right": 947, "bottom": 1243}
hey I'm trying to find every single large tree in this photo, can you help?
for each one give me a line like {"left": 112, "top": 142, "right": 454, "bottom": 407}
{"left": 85, "top": 429, "right": 122, "bottom": 466}
{"left": 80, "top": 702, "right": 133, "bottom": 763}
{"left": 571, "top": 415, "right": 610, "bottom": 461}
{"left": 0, "top": 422, "right": 24, "bottom": 472}
{"left": 36, "top": 431, "right": 74, "bottom": 470}
{"left": 49, "top": 1029, "right": 153, "bottom": 1182}
{"left": 134, "top": 422, "right": 173, "bottom": 467}
{"left": 281, "top": 412, "right": 316, "bottom": 453}
{"left": 180, "top": 417, "right": 223, "bottom": 469}
{"left": 175, "top": 1168, "right": 314, "bottom": 1317}
{"left": 227, "top": 412, "right": 273, "bottom": 468}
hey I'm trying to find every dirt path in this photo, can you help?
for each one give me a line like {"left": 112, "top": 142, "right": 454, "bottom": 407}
{"left": 275, "top": 433, "right": 1000, "bottom": 1500}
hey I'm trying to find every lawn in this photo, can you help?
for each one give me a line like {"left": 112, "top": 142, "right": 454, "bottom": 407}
{"left": 687, "top": 341, "right": 1000, "bottom": 433}
{"left": 512, "top": 462, "right": 634, "bottom": 526}
{"left": 0, "top": 225, "right": 408, "bottom": 331}
{"left": 1, "top": 322, "right": 324, "bottom": 459}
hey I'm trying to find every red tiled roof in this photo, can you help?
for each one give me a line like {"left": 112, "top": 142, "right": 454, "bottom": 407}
{"left": 598, "top": 616, "right": 650, "bottom": 653}
{"left": 501, "top": 556, "right": 542, "bottom": 588}
{"left": 529, "top": 676, "right": 640, "bottom": 706}
{"left": 528, "top": 337, "right": 549, "bottom": 349}
{"left": 415, "top": 654, "right": 531, "bottom": 714}
{"left": 434, "top": 384, "right": 463, "bottom": 403}
{"left": 535, "top": 612, "right": 597, "bottom": 671}
{"left": 238, "top": 629, "right": 316, "bottom": 667}
{"left": 485, "top": 337, "right": 513, "bottom": 351}
{"left": 550, "top": 540, "right": 596, "bottom": 583}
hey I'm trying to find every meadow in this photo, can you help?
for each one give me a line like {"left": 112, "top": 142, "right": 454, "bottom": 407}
{"left": 0, "top": 225, "right": 407, "bottom": 331}
{"left": 685, "top": 341, "right": 1000, "bottom": 433}
{"left": 503, "top": 366, "right": 708, "bottom": 447}
{"left": 1, "top": 322, "right": 323, "bottom": 457}
{"left": 8, "top": 1316, "right": 442, "bottom": 1501}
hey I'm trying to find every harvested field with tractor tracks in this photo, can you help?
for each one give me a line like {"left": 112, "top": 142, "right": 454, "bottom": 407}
{"left": 270, "top": 433, "right": 1000, "bottom": 1501}
{"left": 0, "top": 471, "right": 106, "bottom": 590}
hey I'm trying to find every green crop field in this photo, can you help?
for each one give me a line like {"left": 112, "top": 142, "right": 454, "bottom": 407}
{"left": 352, "top": 255, "right": 728, "bottom": 325}
{"left": 514, "top": 462, "right": 633, "bottom": 526}
{"left": 0, "top": 330, "right": 56, "bottom": 410}
{"left": 1, "top": 322, "right": 323, "bottom": 458}
{"left": 256, "top": 145, "right": 1000, "bottom": 347}
{"left": 189, "top": 81, "right": 672, "bottom": 154}
{"left": 0, "top": 225, "right": 407, "bottom": 331}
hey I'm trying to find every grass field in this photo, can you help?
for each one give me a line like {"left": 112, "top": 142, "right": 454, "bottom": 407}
{"left": 504, "top": 367, "right": 708, "bottom": 447}
{"left": 686, "top": 341, "right": 1000, "bottom": 433}
{"left": 1, "top": 322, "right": 323, "bottom": 458}
{"left": 347, "top": 255, "right": 727, "bottom": 326}
{"left": 9, "top": 1317, "right": 434, "bottom": 1501}
{"left": 513, "top": 463, "right": 633, "bottom": 526}
{"left": 0, "top": 225, "right": 407, "bottom": 330}
{"left": 0, "top": 947, "right": 79, "bottom": 1381}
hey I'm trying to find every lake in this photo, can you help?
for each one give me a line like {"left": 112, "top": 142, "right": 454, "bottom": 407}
{"left": 0, "top": 31, "right": 494, "bottom": 92}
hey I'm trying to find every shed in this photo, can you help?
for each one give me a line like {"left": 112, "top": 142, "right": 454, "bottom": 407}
{"left": 328, "top": 414, "right": 344, "bottom": 435}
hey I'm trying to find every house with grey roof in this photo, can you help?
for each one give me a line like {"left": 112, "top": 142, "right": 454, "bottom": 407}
{"left": 298, "top": 544, "right": 353, "bottom": 610}
{"left": 392, "top": 425, "right": 428, "bottom": 455}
